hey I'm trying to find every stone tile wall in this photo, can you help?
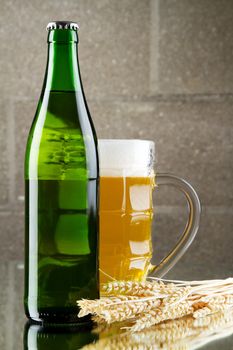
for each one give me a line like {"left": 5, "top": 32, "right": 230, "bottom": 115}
{"left": 0, "top": 0, "right": 232, "bottom": 277}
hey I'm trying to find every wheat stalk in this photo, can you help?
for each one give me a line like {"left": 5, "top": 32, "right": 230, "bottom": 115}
{"left": 78, "top": 295, "right": 161, "bottom": 323}
{"left": 77, "top": 277, "right": 233, "bottom": 332}
{"left": 101, "top": 280, "right": 176, "bottom": 297}
{"left": 130, "top": 300, "right": 194, "bottom": 332}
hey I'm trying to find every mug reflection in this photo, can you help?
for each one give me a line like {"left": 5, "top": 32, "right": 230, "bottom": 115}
{"left": 24, "top": 322, "right": 98, "bottom": 350}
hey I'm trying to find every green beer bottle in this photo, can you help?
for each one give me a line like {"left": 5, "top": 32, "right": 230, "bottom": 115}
{"left": 24, "top": 322, "right": 98, "bottom": 349}
{"left": 24, "top": 21, "right": 99, "bottom": 323}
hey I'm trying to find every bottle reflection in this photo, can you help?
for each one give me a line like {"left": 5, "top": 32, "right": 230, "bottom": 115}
{"left": 24, "top": 308, "right": 233, "bottom": 349}
{"left": 24, "top": 322, "right": 98, "bottom": 350}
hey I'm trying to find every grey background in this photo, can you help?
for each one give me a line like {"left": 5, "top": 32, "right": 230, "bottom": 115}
{"left": 0, "top": 1, "right": 233, "bottom": 348}
{"left": 0, "top": 0, "right": 233, "bottom": 276}
{"left": 0, "top": 0, "right": 233, "bottom": 278}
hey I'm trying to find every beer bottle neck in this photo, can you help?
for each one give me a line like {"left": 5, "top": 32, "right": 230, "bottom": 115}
{"left": 43, "top": 29, "right": 80, "bottom": 92}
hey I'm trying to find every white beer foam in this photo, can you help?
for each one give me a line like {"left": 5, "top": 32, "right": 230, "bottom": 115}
{"left": 98, "top": 139, "right": 155, "bottom": 177}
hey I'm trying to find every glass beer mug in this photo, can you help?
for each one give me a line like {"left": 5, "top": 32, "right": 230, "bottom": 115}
{"left": 98, "top": 139, "right": 201, "bottom": 284}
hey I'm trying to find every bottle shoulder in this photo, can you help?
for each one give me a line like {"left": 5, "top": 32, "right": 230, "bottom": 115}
{"left": 25, "top": 91, "right": 98, "bottom": 181}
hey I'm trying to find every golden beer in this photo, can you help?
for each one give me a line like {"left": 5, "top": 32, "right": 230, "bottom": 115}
{"left": 99, "top": 176, "right": 155, "bottom": 283}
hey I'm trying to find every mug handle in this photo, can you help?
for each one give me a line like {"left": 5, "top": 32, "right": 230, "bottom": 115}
{"left": 148, "top": 173, "right": 201, "bottom": 278}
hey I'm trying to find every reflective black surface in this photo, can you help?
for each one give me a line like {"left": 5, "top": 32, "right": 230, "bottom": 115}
{"left": 1, "top": 261, "right": 233, "bottom": 349}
